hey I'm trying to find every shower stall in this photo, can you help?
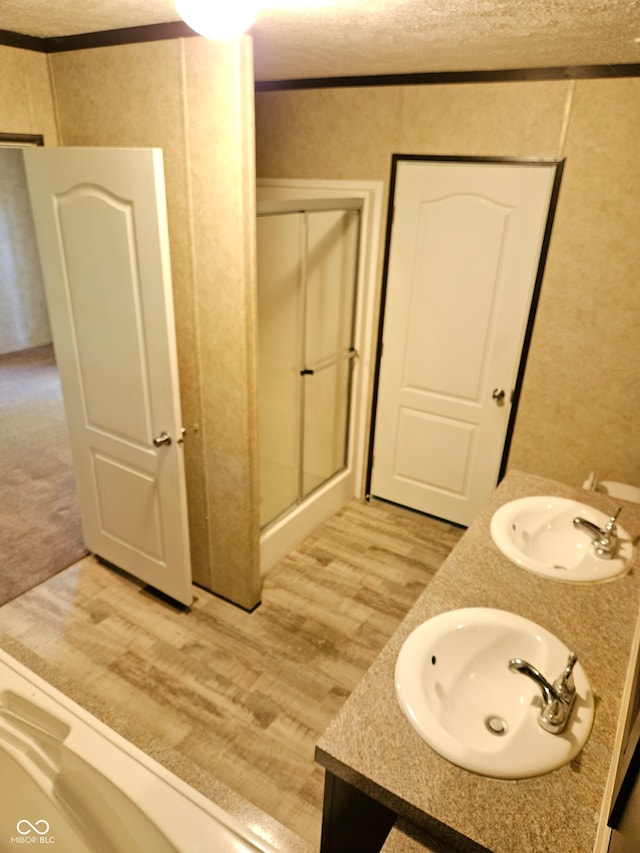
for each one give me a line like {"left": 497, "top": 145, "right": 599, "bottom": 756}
{"left": 257, "top": 195, "right": 362, "bottom": 569}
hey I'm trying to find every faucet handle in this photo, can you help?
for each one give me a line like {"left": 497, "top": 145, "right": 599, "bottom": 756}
{"left": 606, "top": 507, "right": 622, "bottom": 533}
{"left": 554, "top": 652, "right": 577, "bottom": 703}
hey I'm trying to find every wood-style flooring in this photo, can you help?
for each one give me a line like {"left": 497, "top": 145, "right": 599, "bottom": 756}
{"left": 0, "top": 498, "right": 463, "bottom": 848}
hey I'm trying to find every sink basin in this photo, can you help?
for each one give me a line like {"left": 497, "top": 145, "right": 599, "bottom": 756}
{"left": 395, "top": 608, "right": 594, "bottom": 779}
{"left": 490, "top": 496, "right": 634, "bottom": 582}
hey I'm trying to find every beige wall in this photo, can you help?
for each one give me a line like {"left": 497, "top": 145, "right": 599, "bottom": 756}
{"left": 0, "top": 149, "right": 51, "bottom": 353}
{"left": 255, "top": 78, "right": 640, "bottom": 489}
{"left": 0, "top": 46, "right": 58, "bottom": 143}
{"left": 2, "top": 39, "right": 260, "bottom": 609}
{"left": 49, "top": 37, "right": 261, "bottom": 609}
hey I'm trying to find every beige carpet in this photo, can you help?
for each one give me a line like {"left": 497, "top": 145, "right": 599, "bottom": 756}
{"left": 0, "top": 344, "right": 86, "bottom": 605}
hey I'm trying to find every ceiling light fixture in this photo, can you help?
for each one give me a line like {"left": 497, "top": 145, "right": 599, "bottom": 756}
{"left": 175, "top": 0, "right": 258, "bottom": 40}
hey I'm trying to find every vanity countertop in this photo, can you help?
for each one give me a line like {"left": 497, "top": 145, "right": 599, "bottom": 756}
{"left": 316, "top": 470, "right": 640, "bottom": 852}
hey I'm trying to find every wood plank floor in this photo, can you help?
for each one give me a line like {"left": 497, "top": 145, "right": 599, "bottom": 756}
{"left": 0, "top": 498, "right": 463, "bottom": 848}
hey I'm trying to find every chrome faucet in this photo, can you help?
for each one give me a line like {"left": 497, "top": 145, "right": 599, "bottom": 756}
{"left": 508, "top": 652, "right": 578, "bottom": 734}
{"left": 572, "top": 507, "right": 621, "bottom": 559}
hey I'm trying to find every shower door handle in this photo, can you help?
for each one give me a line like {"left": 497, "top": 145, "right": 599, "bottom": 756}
{"left": 301, "top": 350, "right": 358, "bottom": 377}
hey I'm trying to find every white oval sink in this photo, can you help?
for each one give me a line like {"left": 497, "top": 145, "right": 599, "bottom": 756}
{"left": 490, "top": 496, "right": 634, "bottom": 582}
{"left": 395, "top": 608, "right": 594, "bottom": 779}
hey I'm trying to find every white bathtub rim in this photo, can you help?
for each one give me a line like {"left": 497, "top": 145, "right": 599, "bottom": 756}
{"left": 0, "top": 647, "right": 278, "bottom": 853}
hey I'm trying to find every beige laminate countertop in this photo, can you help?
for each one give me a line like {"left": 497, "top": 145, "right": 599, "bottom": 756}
{"left": 316, "top": 470, "right": 640, "bottom": 853}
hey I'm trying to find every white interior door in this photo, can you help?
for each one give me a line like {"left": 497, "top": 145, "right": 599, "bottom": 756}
{"left": 23, "top": 147, "right": 192, "bottom": 606}
{"left": 371, "top": 157, "right": 560, "bottom": 526}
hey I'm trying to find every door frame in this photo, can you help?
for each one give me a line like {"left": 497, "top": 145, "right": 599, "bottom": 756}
{"left": 0, "top": 132, "right": 43, "bottom": 148}
{"left": 366, "top": 153, "right": 565, "bottom": 504}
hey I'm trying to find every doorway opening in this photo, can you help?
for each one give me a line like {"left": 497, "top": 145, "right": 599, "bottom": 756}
{"left": 0, "top": 138, "right": 86, "bottom": 605}
{"left": 23, "top": 146, "right": 193, "bottom": 606}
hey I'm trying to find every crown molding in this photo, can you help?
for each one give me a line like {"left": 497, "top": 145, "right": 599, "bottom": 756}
{"left": 255, "top": 64, "right": 640, "bottom": 91}
{"left": 1, "top": 24, "right": 639, "bottom": 88}
{"left": 0, "top": 21, "right": 196, "bottom": 53}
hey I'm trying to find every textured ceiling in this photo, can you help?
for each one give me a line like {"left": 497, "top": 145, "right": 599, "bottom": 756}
{"left": 2, "top": 0, "right": 640, "bottom": 81}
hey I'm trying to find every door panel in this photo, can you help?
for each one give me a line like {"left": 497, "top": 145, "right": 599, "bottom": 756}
{"left": 394, "top": 409, "right": 474, "bottom": 494}
{"left": 303, "top": 358, "right": 351, "bottom": 494}
{"left": 59, "top": 189, "right": 152, "bottom": 441}
{"left": 92, "top": 453, "right": 164, "bottom": 560}
{"left": 256, "top": 212, "right": 303, "bottom": 525}
{"left": 372, "top": 158, "right": 560, "bottom": 525}
{"left": 406, "top": 196, "right": 509, "bottom": 399}
{"left": 24, "top": 147, "right": 192, "bottom": 605}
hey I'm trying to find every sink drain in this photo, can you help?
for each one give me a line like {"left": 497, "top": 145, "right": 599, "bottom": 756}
{"left": 485, "top": 716, "right": 509, "bottom": 736}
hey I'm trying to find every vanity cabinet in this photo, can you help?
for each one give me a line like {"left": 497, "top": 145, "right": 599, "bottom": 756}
{"left": 316, "top": 471, "right": 640, "bottom": 853}
{"left": 608, "top": 738, "right": 640, "bottom": 852}
{"left": 607, "top": 633, "right": 640, "bottom": 853}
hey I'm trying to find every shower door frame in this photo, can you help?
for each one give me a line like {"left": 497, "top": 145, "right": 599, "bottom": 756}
{"left": 257, "top": 178, "right": 384, "bottom": 574}
{"left": 257, "top": 196, "right": 362, "bottom": 524}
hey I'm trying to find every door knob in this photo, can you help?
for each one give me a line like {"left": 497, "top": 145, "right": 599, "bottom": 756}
{"left": 492, "top": 388, "right": 506, "bottom": 403}
{"left": 153, "top": 431, "right": 172, "bottom": 447}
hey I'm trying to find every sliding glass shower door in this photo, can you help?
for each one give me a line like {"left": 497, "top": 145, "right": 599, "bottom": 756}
{"left": 257, "top": 200, "right": 360, "bottom": 529}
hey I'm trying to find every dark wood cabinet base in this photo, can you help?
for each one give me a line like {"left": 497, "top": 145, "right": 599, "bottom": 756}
{"left": 320, "top": 771, "right": 397, "bottom": 853}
